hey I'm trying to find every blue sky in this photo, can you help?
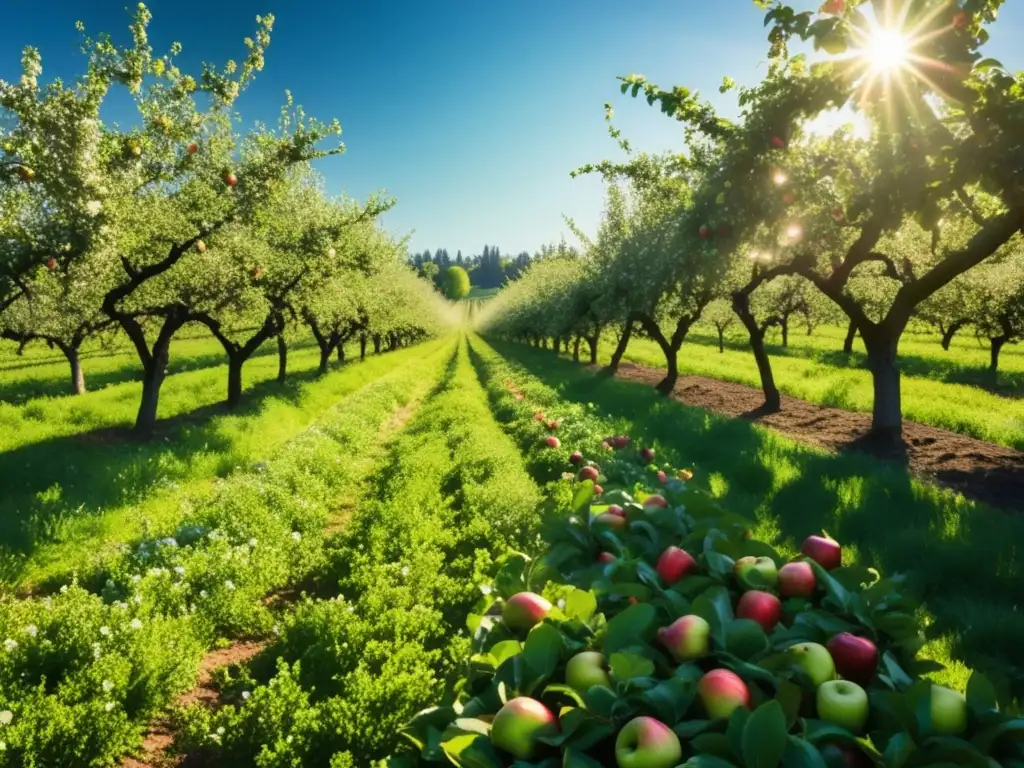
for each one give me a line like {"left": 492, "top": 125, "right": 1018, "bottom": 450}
{"left": 4, "top": 1, "right": 1023, "bottom": 258}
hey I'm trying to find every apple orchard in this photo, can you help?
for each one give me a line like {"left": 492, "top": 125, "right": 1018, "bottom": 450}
{"left": 2, "top": 0, "right": 1024, "bottom": 767}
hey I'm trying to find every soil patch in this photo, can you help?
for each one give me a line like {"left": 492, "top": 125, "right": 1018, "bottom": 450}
{"left": 611, "top": 363, "right": 1024, "bottom": 513}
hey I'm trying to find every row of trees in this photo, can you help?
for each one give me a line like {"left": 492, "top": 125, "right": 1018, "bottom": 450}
{"left": 410, "top": 245, "right": 533, "bottom": 288}
{"left": 0, "top": 6, "right": 454, "bottom": 434}
{"left": 478, "top": 0, "right": 1024, "bottom": 445}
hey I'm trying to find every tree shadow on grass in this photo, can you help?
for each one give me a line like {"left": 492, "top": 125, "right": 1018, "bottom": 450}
{"left": 492, "top": 339, "right": 1024, "bottom": 705}
{"left": 0, "top": 366, "right": 327, "bottom": 584}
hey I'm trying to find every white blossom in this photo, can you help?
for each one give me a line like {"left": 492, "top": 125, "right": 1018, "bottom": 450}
{"left": 99, "top": 626, "right": 110, "bottom": 637}
{"left": 130, "top": 618, "right": 143, "bottom": 630}
{"left": 24, "top": 625, "right": 37, "bottom": 638}
{"left": 84, "top": 199, "right": 102, "bottom": 216}
{"left": 291, "top": 531, "right": 302, "bottom": 542}
{"left": 102, "top": 680, "right": 114, "bottom": 692}
{"left": 400, "top": 566, "right": 409, "bottom": 576}
{"left": 3, "top": 639, "right": 17, "bottom": 653}
{"left": 249, "top": 537, "right": 258, "bottom": 548}
{"left": 224, "top": 580, "right": 235, "bottom": 591}
{"left": 0, "top": 711, "right": 12, "bottom": 726}
{"left": 241, "top": 691, "right": 251, "bottom": 700}
{"left": 105, "top": 702, "right": 115, "bottom": 712}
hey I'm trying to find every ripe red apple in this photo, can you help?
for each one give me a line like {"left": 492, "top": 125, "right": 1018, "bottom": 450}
{"left": 643, "top": 494, "right": 668, "bottom": 508}
{"left": 490, "top": 697, "right": 558, "bottom": 760}
{"left": 733, "top": 556, "right": 778, "bottom": 591}
{"left": 778, "top": 561, "right": 816, "bottom": 597}
{"left": 46, "top": 257, "right": 57, "bottom": 271}
{"left": 593, "top": 512, "right": 625, "bottom": 530}
{"left": 187, "top": 142, "right": 199, "bottom": 155}
{"left": 547, "top": 419, "right": 560, "bottom": 430}
{"left": 771, "top": 136, "right": 786, "bottom": 149}
{"left": 606, "top": 504, "right": 626, "bottom": 517}
{"left": 802, "top": 535, "right": 841, "bottom": 570}
{"left": 534, "top": 411, "right": 546, "bottom": 421}
{"left": 569, "top": 451, "right": 583, "bottom": 465}
{"left": 826, "top": 633, "right": 878, "bottom": 685}
{"left": 579, "top": 466, "right": 600, "bottom": 482}
{"left": 639, "top": 447, "right": 655, "bottom": 463}
{"left": 736, "top": 590, "right": 782, "bottom": 633}
{"left": 698, "top": 669, "right": 750, "bottom": 720}
{"left": 615, "top": 716, "right": 681, "bottom": 768}
{"left": 566, "top": 651, "right": 611, "bottom": 692}
{"left": 657, "top": 470, "right": 668, "bottom": 485}
{"left": 195, "top": 239, "right": 207, "bottom": 253}
{"left": 593, "top": 484, "right": 604, "bottom": 496}
{"left": 657, "top": 615, "right": 710, "bottom": 661}
{"left": 224, "top": 171, "right": 238, "bottom": 186}
{"left": 821, "top": 0, "right": 845, "bottom": 15}
{"left": 502, "top": 592, "right": 552, "bottom": 632}
{"left": 698, "top": 224, "right": 711, "bottom": 239}
{"left": 656, "top": 546, "right": 697, "bottom": 585}
{"left": 597, "top": 552, "right": 616, "bottom": 564}
{"left": 785, "top": 642, "right": 835, "bottom": 686}
{"left": 817, "top": 680, "right": 868, "bottom": 732}
{"left": 613, "top": 435, "right": 630, "bottom": 449}
{"left": 544, "top": 436, "right": 560, "bottom": 448}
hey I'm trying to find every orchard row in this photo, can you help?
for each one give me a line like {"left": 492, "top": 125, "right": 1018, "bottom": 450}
{"left": 477, "top": 0, "right": 1024, "bottom": 445}
{"left": 0, "top": 5, "right": 454, "bottom": 433}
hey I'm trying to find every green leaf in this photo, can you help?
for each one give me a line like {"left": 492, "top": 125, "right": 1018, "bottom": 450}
{"left": 564, "top": 748, "right": 606, "bottom": 768}
{"left": 609, "top": 652, "right": 655, "bottom": 681}
{"left": 489, "top": 640, "right": 522, "bottom": 666}
{"left": 781, "top": 736, "right": 828, "bottom": 768}
{"left": 680, "top": 756, "right": 739, "bottom": 768}
{"left": 974, "top": 57, "right": 1004, "bottom": 72}
{"left": 693, "top": 585, "right": 735, "bottom": 644}
{"left": 522, "top": 622, "right": 563, "bottom": 690}
{"left": 742, "top": 700, "right": 788, "bottom": 768}
{"left": 564, "top": 588, "right": 597, "bottom": 622}
{"left": 882, "top": 731, "right": 916, "bottom": 768}
{"left": 775, "top": 680, "right": 804, "bottom": 731}
{"left": 705, "top": 550, "right": 736, "bottom": 578}
{"left": 440, "top": 732, "right": 502, "bottom": 768}
{"left": 965, "top": 671, "right": 998, "bottom": 715}
{"left": 695, "top": 733, "right": 737, "bottom": 759}
{"left": 674, "top": 719, "right": 716, "bottom": 739}
{"left": 602, "top": 602, "right": 656, "bottom": 653}
{"left": 972, "top": 718, "right": 1024, "bottom": 753}
{"left": 725, "top": 619, "right": 768, "bottom": 660}
{"left": 809, "top": 562, "right": 854, "bottom": 613}
{"left": 542, "top": 683, "right": 586, "bottom": 708}
{"left": 572, "top": 481, "right": 595, "bottom": 515}
{"left": 882, "top": 652, "right": 914, "bottom": 690}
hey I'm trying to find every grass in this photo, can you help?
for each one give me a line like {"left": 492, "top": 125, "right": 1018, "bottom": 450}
{"left": 479, "top": 336, "right": 1024, "bottom": 705}
{"left": 463, "top": 286, "right": 500, "bottom": 300}
{"left": 0, "top": 336, "right": 448, "bottom": 590}
{"left": 612, "top": 323, "right": 1024, "bottom": 450}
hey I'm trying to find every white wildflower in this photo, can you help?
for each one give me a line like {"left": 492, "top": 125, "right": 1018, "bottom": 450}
{"left": 291, "top": 531, "right": 301, "bottom": 542}
{"left": 174, "top": 566, "right": 186, "bottom": 577}
{"left": 479, "top": 585, "right": 492, "bottom": 595}
{"left": 60, "top": 584, "right": 68, "bottom": 594}
{"left": 241, "top": 691, "right": 251, "bottom": 701}
{"left": 24, "top": 625, "right": 37, "bottom": 638}
{"left": 102, "top": 680, "right": 114, "bottom": 692}
{"left": 249, "top": 538, "right": 257, "bottom": 548}
{"left": 105, "top": 702, "right": 115, "bottom": 712}
{"left": 133, "top": 594, "right": 143, "bottom": 604}
{"left": 200, "top": 590, "right": 208, "bottom": 599}
{"left": 132, "top": 574, "right": 141, "bottom": 583}
{"left": 400, "top": 566, "right": 409, "bottom": 576}
{"left": 3, "top": 639, "right": 17, "bottom": 653}
{"left": 130, "top": 618, "right": 143, "bottom": 630}
{"left": 99, "top": 626, "right": 110, "bottom": 637}
{"left": 85, "top": 200, "right": 102, "bottom": 217}
{"left": 272, "top": 625, "right": 280, "bottom": 636}
{"left": 224, "top": 580, "right": 235, "bottom": 591}
{"left": 557, "top": 598, "right": 566, "bottom": 610}
{"left": 0, "top": 711, "right": 12, "bottom": 726}
{"left": 92, "top": 643, "right": 102, "bottom": 659}
{"left": 217, "top": 727, "right": 225, "bottom": 736}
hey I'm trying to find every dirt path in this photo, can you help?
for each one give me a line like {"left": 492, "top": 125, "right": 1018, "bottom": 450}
{"left": 612, "top": 363, "right": 1024, "bottom": 513}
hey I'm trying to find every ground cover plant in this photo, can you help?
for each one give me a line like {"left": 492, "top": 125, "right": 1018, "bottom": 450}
{"left": 0, "top": 339, "right": 453, "bottom": 766}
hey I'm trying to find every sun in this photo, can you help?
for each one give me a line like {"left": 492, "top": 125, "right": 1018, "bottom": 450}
{"left": 863, "top": 27, "right": 911, "bottom": 73}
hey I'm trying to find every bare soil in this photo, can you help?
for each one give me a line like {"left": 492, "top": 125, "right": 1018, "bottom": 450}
{"left": 612, "top": 363, "right": 1024, "bottom": 513}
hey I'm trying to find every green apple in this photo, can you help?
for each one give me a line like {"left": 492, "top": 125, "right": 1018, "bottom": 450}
{"left": 734, "top": 556, "right": 778, "bottom": 591}
{"left": 930, "top": 685, "right": 968, "bottom": 735}
{"left": 817, "top": 680, "right": 869, "bottom": 732}
{"left": 615, "top": 716, "right": 681, "bottom": 768}
{"left": 786, "top": 642, "right": 836, "bottom": 687}
{"left": 490, "top": 697, "right": 559, "bottom": 759}
{"left": 657, "top": 615, "right": 710, "bottom": 662}
{"left": 565, "top": 651, "right": 611, "bottom": 692}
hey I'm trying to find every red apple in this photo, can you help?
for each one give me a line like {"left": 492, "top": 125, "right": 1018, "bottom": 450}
{"left": 544, "top": 436, "right": 560, "bottom": 448}
{"left": 615, "top": 716, "right": 681, "bottom": 768}
{"left": 736, "top": 590, "right": 782, "bottom": 633}
{"left": 782, "top": 191, "right": 796, "bottom": 205}
{"left": 826, "top": 633, "right": 878, "bottom": 685}
{"left": 534, "top": 411, "right": 546, "bottom": 421}
{"left": 579, "top": 466, "right": 600, "bottom": 482}
{"left": 657, "top": 470, "right": 668, "bottom": 485}
{"left": 613, "top": 435, "right": 630, "bottom": 449}
{"left": 46, "top": 257, "right": 57, "bottom": 271}
{"left": 639, "top": 447, "right": 655, "bottom": 463}
{"left": 597, "top": 552, "right": 616, "bottom": 564}
{"left": 698, "top": 669, "right": 751, "bottom": 719}
{"left": 594, "top": 512, "right": 625, "bottom": 530}
{"left": 656, "top": 546, "right": 697, "bottom": 585}
{"left": 778, "top": 561, "right": 816, "bottom": 597}
{"left": 802, "top": 535, "right": 841, "bottom": 570}
{"left": 643, "top": 494, "right": 668, "bottom": 508}
{"left": 224, "top": 171, "right": 238, "bottom": 186}
{"left": 502, "top": 592, "right": 552, "bottom": 632}
{"left": 187, "top": 142, "right": 199, "bottom": 154}
{"left": 490, "top": 697, "right": 558, "bottom": 759}
{"left": 821, "top": 0, "right": 845, "bottom": 15}
{"left": 607, "top": 504, "right": 626, "bottom": 517}
{"left": 657, "top": 615, "right": 709, "bottom": 661}
{"left": 547, "top": 419, "right": 560, "bottom": 430}
{"left": 698, "top": 224, "right": 712, "bottom": 239}
{"left": 569, "top": 451, "right": 583, "bottom": 465}
{"left": 593, "top": 484, "right": 604, "bottom": 496}
{"left": 771, "top": 136, "right": 786, "bottom": 149}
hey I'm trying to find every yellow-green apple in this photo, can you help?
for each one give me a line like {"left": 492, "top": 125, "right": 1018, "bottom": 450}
{"left": 565, "top": 651, "right": 611, "bottom": 692}
{"left": 579, "top": 466, "right": 600, "bottom": 482}
{"left": 656, "top": 546, "right": 697, "bottom": 585}
{"left": 826, "top": 633, "right": 877, "bottom": 684}
{"left": 594, "top": 512, "right": 626, "bottom": 531}
{"left": 785, "top": 642, "right": 836, "bottom": 687}
{"left": 930, "top": 685, "right": 968, "bottom": 735}
{"left": 490, "top": 697, "right": 559, "bottom": 759}
{"left": 545, "top": 436, "right": 560, "bottom": 448}
{"left": 643, "top": 494, "right": 668, "bottom": 508}
{"left": 615, "top": 716, "right": 681, "bottom": 768}
{"left": 817, "top": 680, "right": 869, "bottom": 732}
{"left": 801, "top": 535, "right": 841, "bottom": 570}
{"left": 698, "top": 669, "right": 751, "bottom": 719}
{"left": 734, "top": 556, "right": 778, "bottom": 591}
{"left": 502, "top": 592, "right": 551, "bottom": 632}
{"left": 657, "top": 615, "right": 710, "bottom": 661}
{"left": 778, "top": 561, "right": 816, "bottom": 597}
{"left": 570, "top": 451, "right": 583, "bottom": 465}
{"left": 640, "top": 447, "right": 655, "bottom": 463}
{"left": 736, "top": 590, "right": 782, "bottom": 632}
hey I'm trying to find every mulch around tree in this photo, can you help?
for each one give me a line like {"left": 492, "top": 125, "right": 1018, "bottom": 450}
{"left": 611, "top": 362, "right": 1024, "bottom": 513}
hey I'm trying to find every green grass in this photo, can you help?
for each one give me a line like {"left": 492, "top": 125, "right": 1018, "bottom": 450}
{"left": 463, "top": 286, "right": 500, "bottom": 300}
{"left": 478, "top": 336, "right": 1024, "bottom": 704}
{"left": 0, "top": 336, "right": 448, "bottom": 590}
{"left": 612, "top": 323, "right": 1024, "bottom": 450}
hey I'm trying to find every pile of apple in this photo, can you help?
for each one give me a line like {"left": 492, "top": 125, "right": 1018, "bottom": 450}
{"left": 390, "top": 440, "right": 1019, "bottom": 768}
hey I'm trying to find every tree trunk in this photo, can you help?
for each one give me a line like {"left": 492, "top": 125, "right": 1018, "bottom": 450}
{"left": 989, "top": 336, "right": 1007, "bottom": 378}
{"left": 318, "top": 345, "right": 332, "bottom": 375}
{"left": 372, "top": 334, "right": 382, "bottom": 354}
{"left": 781, "top": 318, "right": 789, "bottom": 348}
{"left": 732, "top": 293, "right": 780, "bottom": 412}
{"left": 338, "top": 343, "right": 345, "bottom": 363}
{"left": 131, "top": 318, "right": 183, "bottom": 436}
{"left": 588, "top": 335, "right": 598, "bottom": 364}
{"left": 843, "top": 320, "right": 857, "bottom": 355}
{"left": 941, "top": 319, "right": 966, "bottom": 351}
{"left": 58, "top": 342, "right": 86, "bottom": 395}
{"left": 572, "top": 337, "right": 581, "bottom": 362}
{"left": 227, "top": 355, "right": 244, "bottom": 409}
{"left": 637, "top": 315, "right": 686, "bottom": 395}
{"left": 359, "top": 335, "right": 367, "bottom": 360}
{"left": 863, "top": 331, "right": 903, "bottom": 446}
{"left": 606, "top": 318, "right": 635, "bottom": 374}
{"left": 277, "top": 336, "right": 287, "bottom": 383}
{"left": 717, "top": 327, "right": 725, "bottom": 353}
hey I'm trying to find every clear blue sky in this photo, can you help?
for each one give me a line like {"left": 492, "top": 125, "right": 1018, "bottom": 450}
{"left": 4, "top": 1, "right": 1023, "bottom": 258}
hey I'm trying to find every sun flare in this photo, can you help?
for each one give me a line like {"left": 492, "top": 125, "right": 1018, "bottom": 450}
{"left": 863, "top": 27, "right": 911, "bottom": 73}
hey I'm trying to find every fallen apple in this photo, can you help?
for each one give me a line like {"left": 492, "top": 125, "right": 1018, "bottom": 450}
{"left": 490, "top": 697, "right": 558, "bottom": 760}
{"left": 778, "top": 561, "right": 816, "bottom": 597}
{"left": 544, "top": 436, "right": 560, "bottom": 448}
{"left": 569, "top": 451, "right": 583, "bottom": 465}
{"left": 597, "top": 552, "right": 616, "bottom": 564}
{"left": 698, "top": 669, "right": 750, "bottom": 720}
{"left": 187, "top": 142, "right": 199, "bottom": 154}
{"left": 615, "top": 716, "right": 681, "bottom": 768}
{"left": 195, "top": 240, "right": 207, "bottom": 253}
{"left": 593, "top": 511, "right": 624, "bottom": 530}
{"left": 593, "top": 484, "right": 604, "bottom": 496}
{"left": 46, "top": 257, "right": 57, "bottom": 271}
{"left": 224, "top": 171, "right": 238, "bottom": 186}
{"left": 698, "top": 224, "right": 712, "bottom": 239}
{"left": 639, "top": 447, "right": 655, "bottom": 463}
{"left": 656, "top": 470, "right": 668, "bottom": 485}
{"left": 643, "top": 494, "right": 668, "bottom": 508}
{"left": 502, "top": 592, "right": 552, "bottom": 632}
{"left": 606, "top": 504, "right": 626, "bottom": 518}
{"left": 657, "top": 615, "right": 709, "bottom": 661}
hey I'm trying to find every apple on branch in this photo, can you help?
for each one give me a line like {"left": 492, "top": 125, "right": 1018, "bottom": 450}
{"left": 490, "top": 697, "right": 559, "bottom": 760}
{"left": 817, "top": 680, "right": 869, "bottom": 732}
{"left": 657, "top": 615, "right": 709, "bottom": 661}
{"left": 615, "top": 716, "right": 681, "bottom": 768}
{"left": 565, "top": 651, "right": 611, "bottom": 693}
{"left": 802, "top": 534, "right": 842, "bottom": 570}
{"left": 698, "top": 669, "right": 750, "bottom": 720}
{"left": 826, "top": 633, "right": 877, "bottom": 685}
{"left": 734, "top": 556, "right": 778, "bottom": 591}
{"left": 785, "top": 642, "right": 836, "bottom": 687}
{"left": 502, "top": 592, "right": 551, "bottom": 632}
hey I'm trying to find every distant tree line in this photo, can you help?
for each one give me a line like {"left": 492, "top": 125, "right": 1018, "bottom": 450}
{"left": 410, "top": 245, "right": 533, "bottom": 289}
